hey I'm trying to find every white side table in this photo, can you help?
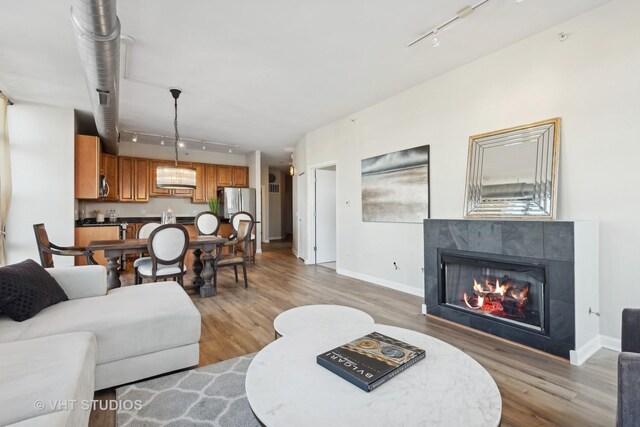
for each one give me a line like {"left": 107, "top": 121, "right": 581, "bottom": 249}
{"left": 273, "top": 304, "right": 375, "bottom": 338}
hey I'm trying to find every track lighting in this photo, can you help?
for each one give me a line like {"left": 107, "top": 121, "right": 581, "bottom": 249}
{"left": 228, "top": 147, "right": 233, "bottom": 154}
{"left": 122, "top": 129, "right": 238, "bottom": 152}
{"left": 432, "top": 30, "right": 440, "bottom": 48}
{"left": 407, "top": 0, "right": 490, "bottom": 48}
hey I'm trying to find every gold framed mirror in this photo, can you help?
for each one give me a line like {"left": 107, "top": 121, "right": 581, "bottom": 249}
{"left": 464, "top": 118, "right": 561, "bottom": 219}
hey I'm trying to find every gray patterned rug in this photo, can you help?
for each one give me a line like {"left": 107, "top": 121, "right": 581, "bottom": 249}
{"left": 116, "top": 354, "right": 259, "bottom": 427}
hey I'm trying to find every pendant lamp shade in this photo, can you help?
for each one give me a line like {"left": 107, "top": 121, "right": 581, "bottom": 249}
{"left": 155, "top": 88, "right": 197, "bottom": 190}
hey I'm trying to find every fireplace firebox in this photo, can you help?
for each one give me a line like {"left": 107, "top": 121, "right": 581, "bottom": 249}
{"left": 439, "top": 250, "right": 548, "bottom": 334}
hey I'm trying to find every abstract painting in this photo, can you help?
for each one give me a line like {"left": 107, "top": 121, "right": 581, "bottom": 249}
{"left": 361, "top": 145, "right": 430, "bottom": 223}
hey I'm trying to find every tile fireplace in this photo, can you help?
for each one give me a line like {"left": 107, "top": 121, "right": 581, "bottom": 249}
{"left": 423, "top": 220, "right": 599, "bottom": 364}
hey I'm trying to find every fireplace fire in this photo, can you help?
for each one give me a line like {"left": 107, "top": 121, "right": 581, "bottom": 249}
{"left": 462, "top": 277, "right": 530, "bottom": 321}
{"left": 439, "top": 250, "right": 546, "bottom": 332}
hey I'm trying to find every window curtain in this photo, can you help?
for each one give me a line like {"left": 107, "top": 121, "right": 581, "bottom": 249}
{"left": 0, "top": 94, "right": 11, "bottom": 266}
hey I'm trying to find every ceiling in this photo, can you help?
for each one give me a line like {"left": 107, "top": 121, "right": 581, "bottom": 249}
{"left": 0, "top": 0, "right": 610, "bottom": 164}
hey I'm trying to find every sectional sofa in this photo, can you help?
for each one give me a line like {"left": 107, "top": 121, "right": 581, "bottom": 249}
{"left": 0, "top": 265, "right": 201, "bottom": 426}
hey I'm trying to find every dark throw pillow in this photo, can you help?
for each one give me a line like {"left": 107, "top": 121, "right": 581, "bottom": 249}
{"left": 0, "top": 259, "right": 69, "bottom": 321}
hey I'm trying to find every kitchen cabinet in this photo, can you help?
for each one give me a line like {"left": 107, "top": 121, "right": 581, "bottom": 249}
{"left": 217, "top": 166, "right": 233, "bottom": 187}
{"left": 75, "top": 135, "right": 100, "bottom": 199}
{"left": 192, "top": 163, "right": 207, "bottom": 204}
{"left": 192, "top": 163, "right": 218, "bottom": 204}
{"left": 74, "top": 225, "right": 120, "bottom": 266}
{"left": 172, "top": 162, "right": 194, "bottom": 197}
{"left": 148, "top": 159, "right": 172, "bottom": 196}
{"left": 100, "top": 153, "right": 119, "bottom": 201}
{"left": 119, "top": 157, "right": 149, "bottom": 202}
{"left": 232, "top": 166, "right": 248, "bottom": 187}
{"left": 134, "top": 158, "right": 150, "bottom": 201}
{"left": 217, "top": 165, "right": 248, "bottom": 188}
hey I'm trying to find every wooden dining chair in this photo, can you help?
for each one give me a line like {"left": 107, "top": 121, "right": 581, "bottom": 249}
{"left": 33, "top": 223, "right": 96, "bottom": 267}
{"left": 230, "top": 211, "right": 256, "bottom": 264}
{"left": 133, "top": 222, "right": 161, "bottom": 280}
{"left": 195, "top": 212, "right": 220, "bottom": 236}
{"left": 215, "top": 217, "right": 254, "bottom": 288}
{"left": 135, "top": 224, "right": 189, "bottom": 286}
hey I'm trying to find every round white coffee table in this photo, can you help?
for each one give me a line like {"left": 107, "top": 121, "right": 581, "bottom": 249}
{"left": 273, "top": 304, "right": 375, "bottom": 337}
{"left": 246, "top": 324, "right": 501, "bottom": 427}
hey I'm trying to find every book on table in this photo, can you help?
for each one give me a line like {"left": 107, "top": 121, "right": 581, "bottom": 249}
{"left": 316, "top": 331, "right": 425, "bottom": 392}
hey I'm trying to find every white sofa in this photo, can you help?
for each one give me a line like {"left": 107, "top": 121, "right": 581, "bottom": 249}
{"left": 0, "top": 265, "right": 201, "bottom": 427}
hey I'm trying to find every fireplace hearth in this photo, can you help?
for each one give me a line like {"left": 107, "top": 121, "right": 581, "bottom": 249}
{"left": 423, "top": 220, "right": 600, "bottom": 363}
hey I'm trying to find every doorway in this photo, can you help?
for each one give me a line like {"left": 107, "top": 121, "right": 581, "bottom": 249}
{"left": 314, "top": 165, "right": 337, "bottom": 268}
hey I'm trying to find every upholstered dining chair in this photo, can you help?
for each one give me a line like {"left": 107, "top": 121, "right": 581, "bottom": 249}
{"left": 195, "top": 211, "right": 220, "bottom": 236}
{"left": 33, "top": 223, "right": 96, "bottom": 268}
{"left": 230, "top": 211, "right": 256, "bottom": 263}
{"left": 133, "top": 222, "right": 161, "bottom": 280}
{"left": 617, "top": 308, "right": 640, "bottom": 427}
{"left": 215, "top": 216, "right": 254, "bottom": 288}
{"left": 135, "top": 224, "right": 189, "bottom": 286}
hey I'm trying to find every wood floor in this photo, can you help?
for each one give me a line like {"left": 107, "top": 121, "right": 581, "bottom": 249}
{"left": 90, "top": 240, "right": 618, "bottom": 426}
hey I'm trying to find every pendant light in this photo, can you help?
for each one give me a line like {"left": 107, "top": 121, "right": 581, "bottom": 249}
{"left": 156, "top": 89, "right": 196, "bottom": 189}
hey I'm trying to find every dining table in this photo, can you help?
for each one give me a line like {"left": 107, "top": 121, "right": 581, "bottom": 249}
{"left": 87, "top": 235, "right": 227, "bottom": 298}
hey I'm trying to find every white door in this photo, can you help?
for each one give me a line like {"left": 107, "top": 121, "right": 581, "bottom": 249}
{"left": 315, "top": 168, "right": 337, "bottom": 264}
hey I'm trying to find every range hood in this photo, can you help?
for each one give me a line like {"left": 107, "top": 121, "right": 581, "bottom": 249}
{"left": 70, "top": 0, "right": 120, "bottom": 155}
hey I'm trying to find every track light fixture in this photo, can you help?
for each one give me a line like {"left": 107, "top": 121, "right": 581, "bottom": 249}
{"left": 432, "top": 30, "right": 440, "bottom": 48}
{"left": 132, "top": 133, "right": 137, "bottom": 142}
{"left": 407, "top": 0, "right": 490, "bottom": 48}
{"left": 228, "top": 147, "right": 233, "bottom": 154}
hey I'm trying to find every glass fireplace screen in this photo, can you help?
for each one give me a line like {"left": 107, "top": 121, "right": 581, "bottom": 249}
{"left": 440, "top": 252, "right": 545, "bottom": 332}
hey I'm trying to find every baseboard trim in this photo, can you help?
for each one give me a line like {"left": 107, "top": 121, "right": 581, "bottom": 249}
{"left": 421, "top": 303, "right": 427, "bottom": 315}
{"left": 570, "top": 335, "right": 602, "bottom": 366}
{"left": 269, "top": 237, "right": 283, "bottom": 241}
{"left": 336, "top": 268, "right": 424, "bottom": 298}
{"left": 256, "top": 249, "right": 263, "bottom": 254}
{"left": 292, "top": 247, "right": 298, "bottom": 257}
{"left": 600, "top": 335, "right": 622, "bottom": 352}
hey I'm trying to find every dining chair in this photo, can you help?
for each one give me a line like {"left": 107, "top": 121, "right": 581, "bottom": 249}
{"left": 133, "top": 222, "right": 161, "bottom": 281}
{"left": 33, "top": 223, "right": 96, "bottom": 268}
{"left": 215, "top": 217, "right": 254, "bottom": 288}
{"left": 135, "top": 224, "right": 189, "bottom": 286}
{"left": 230, "top": 211, "right": 256, "bottom": 263}
{"left": 195, "top": 212, "right": 220, "bottom": 236}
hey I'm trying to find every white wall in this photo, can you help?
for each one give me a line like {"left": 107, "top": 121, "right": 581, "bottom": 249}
{"left": 119, "top": 141, "right": 247, "bottom": 165}
{"left": 6, "top": 104, "right": 75, "bottom": 266}
{"left": 260, "top": 157, "right": 269, "bottom": 242}
{"left": 246, "top": 150, "right": 262, "bottom": 252}
{"left": 294, "top": 0, "right": 640, "bottom": 340}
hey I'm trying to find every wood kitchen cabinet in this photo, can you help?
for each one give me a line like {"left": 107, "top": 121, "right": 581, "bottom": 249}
{"left": 217, "top": 165, "right": 248, "bottom": 188}
{"left": 119, "top": 157, "right": 149, "bottom": 202}
{"left": 232, "top": 166, "right": 248, "bottom": 187}
{"left": 149, "top": 159, "right": 172, "bottom": 196}
{"left": 75, "top": 225, "right": 120, "bottom": 266}
{"left": 75, "top": 135, "right": 100, "bottom": 199}
{"left": 192, "top": 163, "right": 218, "bottom": 204}
{"left": 100, "top": 153, "right": 119, "bottom": 201}
{"left": 172, "top": 162, "right": 194, "bottom": 197}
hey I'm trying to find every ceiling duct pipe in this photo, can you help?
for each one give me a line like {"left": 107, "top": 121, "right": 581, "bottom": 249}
{"left": 70, "top": 0, "right": 120, "bottom": 154}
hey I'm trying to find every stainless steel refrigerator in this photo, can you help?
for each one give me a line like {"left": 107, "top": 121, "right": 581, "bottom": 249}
{"left": 218, "top": 188, "right": 256, "bottom": 219}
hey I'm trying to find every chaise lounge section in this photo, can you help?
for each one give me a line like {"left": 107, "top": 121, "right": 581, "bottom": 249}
{"left": 0, "top": 265, "right": 201, "bottom": 426}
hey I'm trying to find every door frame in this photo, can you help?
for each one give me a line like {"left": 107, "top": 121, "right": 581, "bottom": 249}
{"left": 306, "top": 161, "right": 337, "bottom": 266}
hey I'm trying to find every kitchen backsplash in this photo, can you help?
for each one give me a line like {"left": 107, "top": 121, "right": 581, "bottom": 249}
{"left": 79, "top": 197, "right": 211, "bottom": 220}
